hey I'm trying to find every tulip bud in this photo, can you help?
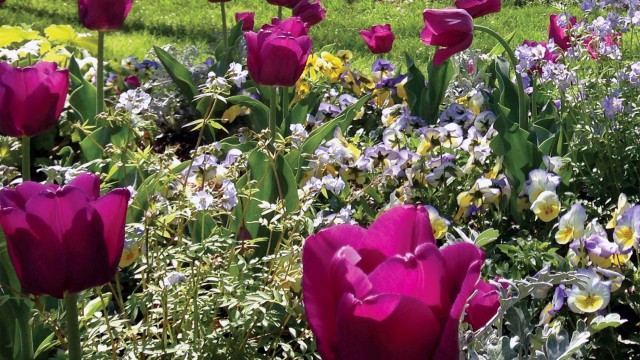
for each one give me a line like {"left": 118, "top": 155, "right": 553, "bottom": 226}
{"left": 0, "top": 173, "right": 130, "bottom": 298}
{"left": 359, "top": 24, "right": 395, "bottom": 55}
{"left": 235, "top": 11, "right": 255, "bottom": 32}
{"left": 421, "top": 9, "right": 474, "bottom": 66}
{"left": 0, "top": 62, "right": 69, "bottom": 138}
{"left": 245, "top": 17, "right": 312, "bottom": 87}
{"left": 78, "top": 0, "right": 134, "bottom": 31}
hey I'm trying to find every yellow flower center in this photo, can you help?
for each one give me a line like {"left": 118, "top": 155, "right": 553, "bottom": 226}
{"left": 574, "top": 294, "right": 604, "bottom": 313}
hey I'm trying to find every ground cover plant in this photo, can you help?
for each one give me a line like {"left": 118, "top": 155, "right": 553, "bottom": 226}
{"left": 0, "top": 0, "right": 640, "bottom": 359}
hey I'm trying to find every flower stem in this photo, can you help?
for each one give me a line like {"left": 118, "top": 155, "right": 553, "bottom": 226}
{"left": 278, "top": 6, "right": 283, "bottom": 19}
{"left": 97, "top": 31, "right": 105, "bottom": 115}
{"left": 220, "top": 2, "right": 228, "bottom": 53}
{"left": 269, "top": 87, "right": 278, "bottom": 145}
{"left": 281, "top": 86, "right": 289, "bottom": 123}
{"left": 473, "top": 25, "right": 527, "bottom": 129}
{"left": 17, "top": 309, "right": 34, "bottom": 359}
{"left": 21, "top": 136, "right": 30, "bottom": 181}
{"left": 64, "top": 292, "right": 82, "bottom": 360}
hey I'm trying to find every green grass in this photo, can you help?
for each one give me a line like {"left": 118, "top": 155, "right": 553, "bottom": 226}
{"left": 0, "top": 0, "right": 567, "bottom": 69}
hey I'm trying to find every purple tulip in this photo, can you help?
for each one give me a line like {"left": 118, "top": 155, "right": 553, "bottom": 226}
{"left": 421, "top": 9, "right": 474, "bottom": 66}
{"left": 78, "top": 0, "right": 134, "bottom": 31}
{"left": 302, "top": 205, "right": 486, "bottom": 359}
{"left": 292, "top": 0, "right": 326, "bottom": 26}
{"left": 245, "top": 17, "right": 312, "bottom": 87}
{"left": 464, "top": 279, "right": 501, "bottom": 330}
{"left": 455, "top": 0, "right": 501, "bottom": 18}
{"left": 0, "top": 173, "right": 130, "bottom": 299}
{"left": 0, "top": 62, "right": 69, "bottom": 138}
{"left": 235, "top": 11, "right": 255, "bottom": 31}
{"left": 267, "top": 0, "right": 302, "bottom": 8}
{"left": 548, "top": 14, "right": 577, "bottom": 51}
{"left": 359, "top": 24, "right": 395, "bottom": 55}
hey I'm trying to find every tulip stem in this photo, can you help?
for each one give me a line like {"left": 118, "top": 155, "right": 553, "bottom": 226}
{"left": 269, "top": 86, "right": 278, "bottom": 144}
{"left": 220, "top": 2, "right": 228, "bottom": 53}
{"left": 278, "top": 6, "right": 283, "bottom": 19}
{"left": 97, "top": 31, "right": 105, "bottom": 115}
{"left": 21, "top": 136, "right": 30, "bottom": 181}
{"left": 17, "top": 309, "right": 34, "bottom": 360}
{"left": 64, "top": 292, "right": 82, "bottom": 360}
{"left": 473, "top": 25, "right": 527, "bottom": 129}
{"left": 281, "top": 86, "right": 289, "bottom": 124}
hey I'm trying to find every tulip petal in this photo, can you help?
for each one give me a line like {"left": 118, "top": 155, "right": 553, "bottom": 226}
{"left": 24, "top": 186, "right": 91, "bottom": 240}
{"left": 68, "top": 172, "right": 101, "bottom": 200}
{"left": 368, "top": 243, "right": 451, "bottom": 319}
{"left": 93, "top": 188, "right": 130, "bottom": 271}
{"left": 259, "top": 36, "right": 305, "bottom": 86}
{"left": 302, "top": 225, "right": 368, "bottom": 360}
{"left": 434, "top": 242, "right": 484, "bottom": 359}
{"left": 364, "top": 205, "right": 435, "bottom": 259}
{"left": 336, "top": 293, "right": 441, "bottom": 359}
{"left": 1, "top": 209, "right": 66, "bottom": 298}
{"left": 62, "top": 207, "right": 111, "bottom": 293}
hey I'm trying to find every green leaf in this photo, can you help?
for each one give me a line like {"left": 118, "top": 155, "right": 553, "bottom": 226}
{"left": 404, "top": 55, "right": 426, "bottom": 117}
{"left": 68, "top": 57, "right": 97, "bottom": 125}
{"left": 475, "top": 228, "right": 499, "bottom": 248}
{"left": 283, "top": 90, "right": 321, "bottom": 134}
{"left": 154, "top": 46, "right": 197, "bottom": 102}
{"left": 228, "top": 95, "right": 270, "bottom": 133}
{"left": 589, "top": 313, "right": 627, "bottom": 333}
{"left": 82, "top": 293, "right": 112, "bottom": 322}
{"left": 488, "top": 30, "right": 516, "bottom": 57}
{"left": 423, "top": 58, "right": 454, "bottom": 123}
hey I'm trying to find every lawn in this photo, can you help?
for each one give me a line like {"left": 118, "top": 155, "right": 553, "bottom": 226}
{"left": 0, "top": 0, "right": 565, "bottom": 68}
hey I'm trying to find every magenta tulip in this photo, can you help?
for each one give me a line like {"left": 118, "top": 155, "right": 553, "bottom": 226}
{"left": 421, "top": 9, "right": 474, "bottom": 66}
{"left": 359, "top": 24, "right": 395, "bottom": 55}
{"left": 292, "top": 0, "right": 326, "bottom": 26}
{"left": 123, "top": 75, "right": 141, "bottom": 89}
{"left": 455, "top": 0, "right": 500, "bottom": 18}
{"left": 0, "top": 173, "right": 130, "bottom": 299}
{"left": 235, "top": 11, "right": 255, "bottom": 31}
{"left": 267, "top": 0, "right": 302, "bottom": 8}
{"left": 302, "top": 205, "right": 485, "bottom": 359}
{"left": 245, "top": 17, "right": 312, "bottom": 87}
{"left": 262, "top": 17, "right": 310, "bottom": 36}
{"left": 465, "top": 279, "right": 501, "bottom": 330}
{"left": 548, "top": 14, "right": 577, "bottom": 51}
{"left": 78, "top": 0, "right": 133, "bottom": 31}
{"left": 0, "top": 62, "right": 68, "bottom": 138}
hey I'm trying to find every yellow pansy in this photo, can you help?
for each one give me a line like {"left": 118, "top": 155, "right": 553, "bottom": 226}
{"left": 530, "top": 191, "right": 560, "bottom": 222}
{"left": 555, "top": 204, "right": 586, "bottom": 244}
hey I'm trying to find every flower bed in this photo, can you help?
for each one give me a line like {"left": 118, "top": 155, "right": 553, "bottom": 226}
{"left": 0, "top": 0, "right": 639, "bottom": 358}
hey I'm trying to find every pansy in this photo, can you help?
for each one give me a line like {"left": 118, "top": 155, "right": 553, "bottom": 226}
{"left": 524, "top": 169, "right": 561, "bottom": 203}
{"left": 567, "top": 269, "right": 611, "bottom": 314}
{"left": 613, "top": 205, "right": 640, "bottom": 251}
{"left": 555, "top": 203, "right": 587, "bottom": 244}
{"left": 606, "top": 193, "right": 631, "bottom": 229}
{"left": 530, "top": 190, "right": 560, "bottom": 222}
{"left": 424, "top": 205, "right": 450, "bottom": 240}
{"left": 539, "top": 285, "right": 567, "bottom": 324}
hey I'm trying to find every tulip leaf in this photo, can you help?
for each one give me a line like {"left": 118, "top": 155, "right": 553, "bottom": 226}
{"left": 488, "top": 30, "right": 516, "bottom": 57}
{"left": 404, "top": 55, "right": 426, "bottom": 118}
{"left": 68, "top": 56, "right": 97, "bottom": 125}
{"left": 228, "top": 95, "right": 270, "bottom": 133}
{"left": 154, "top": 46, "right": 197, "bottom": 102}
{"left": 214, "top": 20, "right": 245, "bottom": 65}
{"left": 424, "top": 58, "right": 454, "bottom": 124}
{"left": 34, "top": 333, "right": 59, "bottom": 358}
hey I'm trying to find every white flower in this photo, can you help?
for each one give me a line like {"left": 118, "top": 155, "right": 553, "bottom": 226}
{"left": 190, "top": 190, "right": 214, "bottom": 210}
{"left": 116, "top": 89, "right": 152, "bottom": 114}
